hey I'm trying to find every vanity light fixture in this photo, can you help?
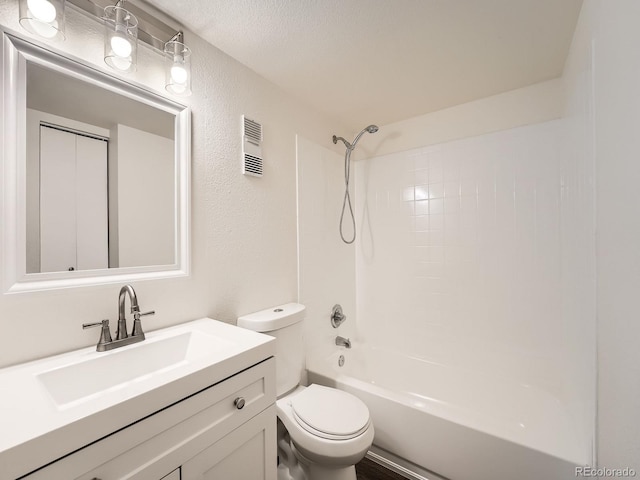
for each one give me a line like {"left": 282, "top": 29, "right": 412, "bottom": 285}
{"left": 18, "top": 0, "right": 66, "bottom": 40}
{"left": 19, "top": 0, "right": 193, "bottom": 95}
{"left": 103, "top": 2, "right": 138, "bottom": 73}
{"left": 164, "top": 32, "right": 191, "bottom": 96}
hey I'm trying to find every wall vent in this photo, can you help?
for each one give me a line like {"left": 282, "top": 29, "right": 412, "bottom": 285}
{"left": 242, "top": 116, "right": 263, "bottom": 177}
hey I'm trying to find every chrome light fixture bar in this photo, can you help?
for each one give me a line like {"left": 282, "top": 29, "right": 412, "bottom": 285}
{"left": 67, "top": 0, "right": 178, "bottom": 50}
{"left": 18, "top": 0, "right": 192, "bottom": 95}
{"left": 66, "top": 0, "right": 192, "bottom": 95}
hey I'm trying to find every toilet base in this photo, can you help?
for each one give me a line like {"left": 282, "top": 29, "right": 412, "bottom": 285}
{"left": 302, "top": 463, "right": 357, "bottom": 480}
{"left": 277, "top": 453, "right": 356, "bottom": 480}
{"left": 276, "top": 426, "right": 358, "bottom": 480}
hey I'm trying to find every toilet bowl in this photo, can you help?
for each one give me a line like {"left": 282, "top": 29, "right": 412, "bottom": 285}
{"left": 278, "top": 385, "right": 374, "bottom": 476}
{"left": 237, "top": 303, "right": 374, "bottom": 480}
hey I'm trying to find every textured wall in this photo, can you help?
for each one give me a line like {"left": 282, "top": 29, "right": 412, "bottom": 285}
{"left": 0, "top": 2, "right": 346, "bottom": 367}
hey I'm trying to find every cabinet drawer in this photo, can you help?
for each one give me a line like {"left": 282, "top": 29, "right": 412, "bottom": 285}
{"left": 23, "top": 358, "right": 275, "bottom": 480}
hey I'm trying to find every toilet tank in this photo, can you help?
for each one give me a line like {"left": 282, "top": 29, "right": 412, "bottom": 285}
{"left": 237, "top": 303, "right": 305, "bottom": 396}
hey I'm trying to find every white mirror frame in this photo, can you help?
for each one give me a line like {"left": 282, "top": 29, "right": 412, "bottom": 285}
{"left": 1, "top": 32, "right": 191, "bottom": 293}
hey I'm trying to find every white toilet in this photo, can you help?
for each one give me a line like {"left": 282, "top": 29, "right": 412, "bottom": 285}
{"left": 237, "top": 303, "right": 374, "bottom": 480}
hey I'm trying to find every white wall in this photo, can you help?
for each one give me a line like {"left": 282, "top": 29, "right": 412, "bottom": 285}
{"left": 362, "top": 78, "right": 564, "bottom": 159}
{"left": 581, "top": 0, "right": 640, "bottom": 472}
{"left": 296, "top": 136, "right": 357, "bottom": 373}
{"left": 0, "top": 3, "right": 346, "bottom": 368}
{"left": 558, "top": 0, "right": 598, "bottom": 463}
{"left": 115, "top": 124, "right": 175, "bottom": 268}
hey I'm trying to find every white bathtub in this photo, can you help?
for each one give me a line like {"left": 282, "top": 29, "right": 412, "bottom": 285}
{"left": 307, "top": 345, "right": 591, "bottom": 480}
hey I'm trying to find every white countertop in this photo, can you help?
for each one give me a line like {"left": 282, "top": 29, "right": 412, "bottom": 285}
{"left": 0, "top": 318, "right": 274, "bottom": 479}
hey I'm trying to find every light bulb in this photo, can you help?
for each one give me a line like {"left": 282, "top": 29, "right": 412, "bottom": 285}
{"left": 27, "top": 0, "right": 56, "bottom": 23}
{"left": 110, "top": 34, "right": 132, "bottom": 58}
{"left": 170, "top": 64, "right": 188, "bottom": 84}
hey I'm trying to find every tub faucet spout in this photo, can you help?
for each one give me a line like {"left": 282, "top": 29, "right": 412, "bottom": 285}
{"left": 335, "top": 336, "right": 351, "bottom": 349}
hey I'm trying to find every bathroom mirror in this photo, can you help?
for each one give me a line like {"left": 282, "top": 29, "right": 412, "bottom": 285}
{"left": 1, "top": 32, "right": 190, "bottom": 293}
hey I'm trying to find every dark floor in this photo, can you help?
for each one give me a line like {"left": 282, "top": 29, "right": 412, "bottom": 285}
{"left": 356, "top": 457, "right": 409, "bottom": 480}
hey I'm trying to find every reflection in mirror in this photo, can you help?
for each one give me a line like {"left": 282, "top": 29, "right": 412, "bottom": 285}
{"left": 1, "top": 32, "right": 190, "bottom": 293}
{"left": 26, "top": 63, "right": 176, "bottom": 273}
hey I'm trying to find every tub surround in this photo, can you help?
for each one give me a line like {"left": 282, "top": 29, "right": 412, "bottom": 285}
{"left": 298, "top": 118, "right": 595, "bottom": 477}
{"left": 353, "top": 118, "right": 594, "bottom": 442}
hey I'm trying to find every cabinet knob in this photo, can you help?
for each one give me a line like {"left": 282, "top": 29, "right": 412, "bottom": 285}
{"left": 234, "top": 397, "right": 245, "bottom": 410}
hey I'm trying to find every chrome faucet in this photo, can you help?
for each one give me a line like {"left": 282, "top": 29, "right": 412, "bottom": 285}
{"left": 117, "top": 284, "right": 141, "bottom": 339}
{"left": 83, "top": 284, "right": 155, "bottom": 352}
{"left": 117, "top": 284, "right": 137, "bottom": 340}
{"left": 335, "top": 336, "right": 351, "bottom": 349}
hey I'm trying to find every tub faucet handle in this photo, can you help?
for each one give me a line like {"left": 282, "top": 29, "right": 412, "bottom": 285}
{"left": 331, "top": 304, "right": 346, "bottom": 328}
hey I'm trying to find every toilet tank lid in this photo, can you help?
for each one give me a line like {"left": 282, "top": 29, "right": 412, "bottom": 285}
{"left": 237, "top": 303, "right": 305, "bottom": 332}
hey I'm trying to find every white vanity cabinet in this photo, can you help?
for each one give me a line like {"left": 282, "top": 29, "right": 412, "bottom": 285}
{"left": 22, "top": 358, "right": 276, "bottom": 480}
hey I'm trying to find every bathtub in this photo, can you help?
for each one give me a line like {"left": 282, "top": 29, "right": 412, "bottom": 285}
{"left": 307, "top": 344, "right": 591, "bottom": 480}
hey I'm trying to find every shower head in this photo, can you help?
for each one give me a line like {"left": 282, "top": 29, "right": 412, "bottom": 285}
{"left": 350, "top": 124, "right": 379, "bottom": 149}
{"left": 333, "top": 124, "right": 379, "bottom": 151}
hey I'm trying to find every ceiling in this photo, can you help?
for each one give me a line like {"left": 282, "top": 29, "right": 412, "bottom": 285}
{"left": 146, "top": 0, "right": 583, "bottom": 130}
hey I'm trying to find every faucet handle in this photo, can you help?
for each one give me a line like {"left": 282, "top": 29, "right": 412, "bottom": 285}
{"left": 83, "top": 319, "right": 113, "bottom": 347}
{"left": 82, "top": 320, "right": 105, "bottom": 329}
{"left": 132, "top": 310, "right": 155, "bottom": 337}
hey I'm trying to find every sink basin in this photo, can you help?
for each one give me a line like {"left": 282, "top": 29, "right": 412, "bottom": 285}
{"left": 37, "top": 330, "right": 234, "bottom": 407}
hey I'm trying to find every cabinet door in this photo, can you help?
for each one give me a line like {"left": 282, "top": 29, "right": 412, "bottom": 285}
{"left": 182, "top": 406, "right": 276, "bottom": 480}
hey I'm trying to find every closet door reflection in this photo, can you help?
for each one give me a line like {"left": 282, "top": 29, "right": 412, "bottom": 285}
{"left": 39, "top": 125, "right": 108, "bottom": 273}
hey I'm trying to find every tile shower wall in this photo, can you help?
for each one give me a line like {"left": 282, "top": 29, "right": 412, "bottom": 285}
{"left": 354, "top": 120, "right": 594, "bottom": 411}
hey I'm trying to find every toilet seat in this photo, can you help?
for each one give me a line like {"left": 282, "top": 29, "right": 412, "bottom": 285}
{"left": 289, "top": 384, "right": 371, "bottom": 440}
